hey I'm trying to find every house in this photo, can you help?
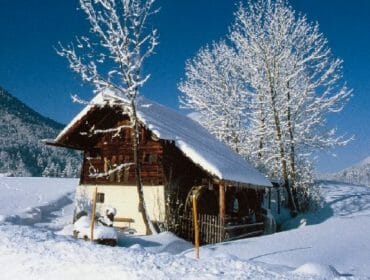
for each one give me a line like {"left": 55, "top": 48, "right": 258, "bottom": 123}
{"left": 47, "top": 91, "right": 272, "bottom": 244}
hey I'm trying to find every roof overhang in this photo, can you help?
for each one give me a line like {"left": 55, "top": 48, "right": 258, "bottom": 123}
{"left": 216, "top": 178, "right": 271, "bottom": 190}
{"left": 43, "top": 139, "right": 85, "bottom": 150}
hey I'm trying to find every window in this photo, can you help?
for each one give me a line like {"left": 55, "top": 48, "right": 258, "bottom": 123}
{"left": 143, "top": 152, "right": 157, "bottom": 164}
{"left": 124, "top": 168, "right": 130, "bottom": 182}
{"left": 96, "top": 192, "right": 105, "bottom": 203}
{"left": 149, "top": 154, "right": 157, "bottom": 164}
{"left": 87, "top": 149, "right": 101, "bottom": 158}
{"left": 143, "top": 153, "right": 150, "bottom": 163}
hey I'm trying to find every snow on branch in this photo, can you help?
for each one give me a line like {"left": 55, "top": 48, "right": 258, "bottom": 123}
{"left": 88, "top": 163, "right": 134, "bottom": 178}
{"left": 79, "top": 123, "right": 134, "bottom": 138}
{"left": 56, "top": 0, "right": 159, "bottom": 101}
{"left": 179, "top": 0, "right": 352, "bottom": 212}
{"left": 58, "top": 0, "right": 159, "bottom": 234}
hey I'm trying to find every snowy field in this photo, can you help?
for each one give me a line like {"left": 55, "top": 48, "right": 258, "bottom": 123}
{"left": 0, "top": 177, "right": 369, "bottom": 279}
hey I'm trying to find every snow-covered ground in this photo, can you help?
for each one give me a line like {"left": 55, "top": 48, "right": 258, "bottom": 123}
{"left": 196, "top": 181, "right": 370, "bottom": 277}
{"left": 0, "top": 177, "right": 77, "bottom": 225}
{"left": 0, "top": 177, "right": 369, "bottom": 279}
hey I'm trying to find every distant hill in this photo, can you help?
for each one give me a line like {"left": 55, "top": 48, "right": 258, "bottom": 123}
{"left": 0, "top": 87, "right": 81, "bottom": 177}
{"left": 320, "top": 156, "right": 370, "bottom": 186}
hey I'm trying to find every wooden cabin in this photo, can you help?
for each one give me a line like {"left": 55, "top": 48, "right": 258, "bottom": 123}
{"left": 47, "top": 92, "right": 272, "bottom": 244}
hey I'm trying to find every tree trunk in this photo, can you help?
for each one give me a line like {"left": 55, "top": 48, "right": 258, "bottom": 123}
{"left": 131, "top": 100, "right": 154, "bottom": 235}
{"left": 273, "top": 107, "right": 297, "bottom": 215}
{"left": 267, "top": 74, "right": 298, "bottom": 215}
{"left": 257, "top": 91, "right": 265, "bottom": 160}
{"left": 286, "top": 87, "right": 300, "bottom": 211}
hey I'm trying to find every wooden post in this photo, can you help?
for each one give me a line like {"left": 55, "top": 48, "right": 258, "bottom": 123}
{"left": 219, "top": 183, "right": 225, "bottom": 242}
{"left": 219, "top": 183, "right": 225, "bottom": 221}
{"left": 192, "top": 194, "right": 199, "bottom": 259}
{"left": 90, "top": 186, "right": 98, "bottom": 241}
{"left": 277, "top": 188, "right": 281, "bottom": 215}
{"left": 268, "top": 188, "right": 271, "bottom": 209}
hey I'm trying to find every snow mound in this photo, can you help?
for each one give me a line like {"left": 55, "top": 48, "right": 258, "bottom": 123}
{"left": 293, "top": 263, "right": 341, "bottom": 279}
{"left": 73, "top": 216, "right": 117, "bottom": 240}
{"left": 118, "top": 231, "right": 193, "bottom": 254}
{"left": 129, "top": 243, "right": 144, "bottom": 250}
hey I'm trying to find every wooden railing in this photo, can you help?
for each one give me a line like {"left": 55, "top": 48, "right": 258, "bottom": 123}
{"left": 224, "top": 222, "right": 264, "bottom": 241}
{"left": 175, "top": 213, "right": 264, "bottom": 245}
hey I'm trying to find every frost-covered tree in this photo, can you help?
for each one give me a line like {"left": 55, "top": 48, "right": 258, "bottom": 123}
{"left": 57, "top": 0, "right": 159, "bottom": 234}
{"left": 62, "top": 160, "right": 75, "bottom": 178}
{"left": 232, "top": 0, "right": 351, "bottom": 212}
{"left": 42, "top": 166, "right": 50, "bottom": 178}
{"left": 179, "top": 0, "right": 351, "bottom": 213}
{"left": 179, "top": 41, "right": 249, "bottom": 153}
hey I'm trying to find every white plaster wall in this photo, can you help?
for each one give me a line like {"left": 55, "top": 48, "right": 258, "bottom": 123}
{"left": 75, "top": 184, "right": 165, "bottom": 235}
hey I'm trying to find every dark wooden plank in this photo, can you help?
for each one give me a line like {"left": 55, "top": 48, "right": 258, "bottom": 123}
{"left": 225, "top": 230, "right": 264, "bottom": 241}
{"left": 224, "top": 222, "right": 264, "bottom": 231}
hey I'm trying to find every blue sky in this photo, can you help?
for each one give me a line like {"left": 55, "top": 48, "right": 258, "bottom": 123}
{"left": 0, "top": 0, "right": 369, "bottom": 173}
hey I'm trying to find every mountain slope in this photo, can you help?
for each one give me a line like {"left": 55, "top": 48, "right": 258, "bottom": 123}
{"left": 0, "top": 87, "right": 81, "bottom": 177}
{"left": 324, "top": 156, "right": 370, "bottom": 186}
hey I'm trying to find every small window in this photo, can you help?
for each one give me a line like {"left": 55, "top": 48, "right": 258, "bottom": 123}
{"left": 149, "top": 154, "right": 157, "bottom": 164}
{"left": 96, "top": 193, "right": 105, "bottom": 203}
{"left": 143, "top": 153, "right": 157, "bottom": 164}
{"left": 87, "top": 149, "right": 101, "bottom": 158}
{"left": 124, "top": 168, "right": 130, "bottom": 182}
{"left": 125, "top": 129, "right": 131, "bottom": 142}
{"left": 143, "top": 153, "right": 150, "bottom": 163}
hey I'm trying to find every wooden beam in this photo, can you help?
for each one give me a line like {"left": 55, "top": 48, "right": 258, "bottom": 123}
{"left": 225, "top": 230, "right": 264, "bottom": 241}
{"left": 224, "top": 222, "right": 264, "bottom": 231}
{"left": 219, "top": 183, "right": 225, "bottom": 222}
{"left": 90, "top": 187, "right": 98, "bottom": 241}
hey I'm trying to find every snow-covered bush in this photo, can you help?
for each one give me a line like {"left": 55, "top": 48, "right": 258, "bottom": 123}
{"left": 97, "top": 206, "right": 117, "bottom": 227}
{"left": 73, "top": 215, "right": 117, "bottom": 243}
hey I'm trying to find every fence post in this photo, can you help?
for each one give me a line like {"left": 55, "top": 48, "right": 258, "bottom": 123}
{"left": 192, "top": 194, "right": 199, "bottom": 259}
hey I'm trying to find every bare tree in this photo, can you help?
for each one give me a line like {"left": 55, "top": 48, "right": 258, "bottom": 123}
{"left": 57, "top": 0, "right": 159, "bottom": 234}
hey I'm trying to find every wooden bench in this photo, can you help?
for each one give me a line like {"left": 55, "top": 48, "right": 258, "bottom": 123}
{"left": 113, "top": 217, "right": 135, "bottom": 227}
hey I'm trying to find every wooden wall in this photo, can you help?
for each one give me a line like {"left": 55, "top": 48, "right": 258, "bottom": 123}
{"left": 161, "top": 141, "right": 211, "bottom": 230}
{"left": 80, "top": 121, "right": 164, "bottom": 186}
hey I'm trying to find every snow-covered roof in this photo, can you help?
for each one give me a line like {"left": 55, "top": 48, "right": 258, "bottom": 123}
{"left": 55, "top": 92, "right": 271, "bottom": 188}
